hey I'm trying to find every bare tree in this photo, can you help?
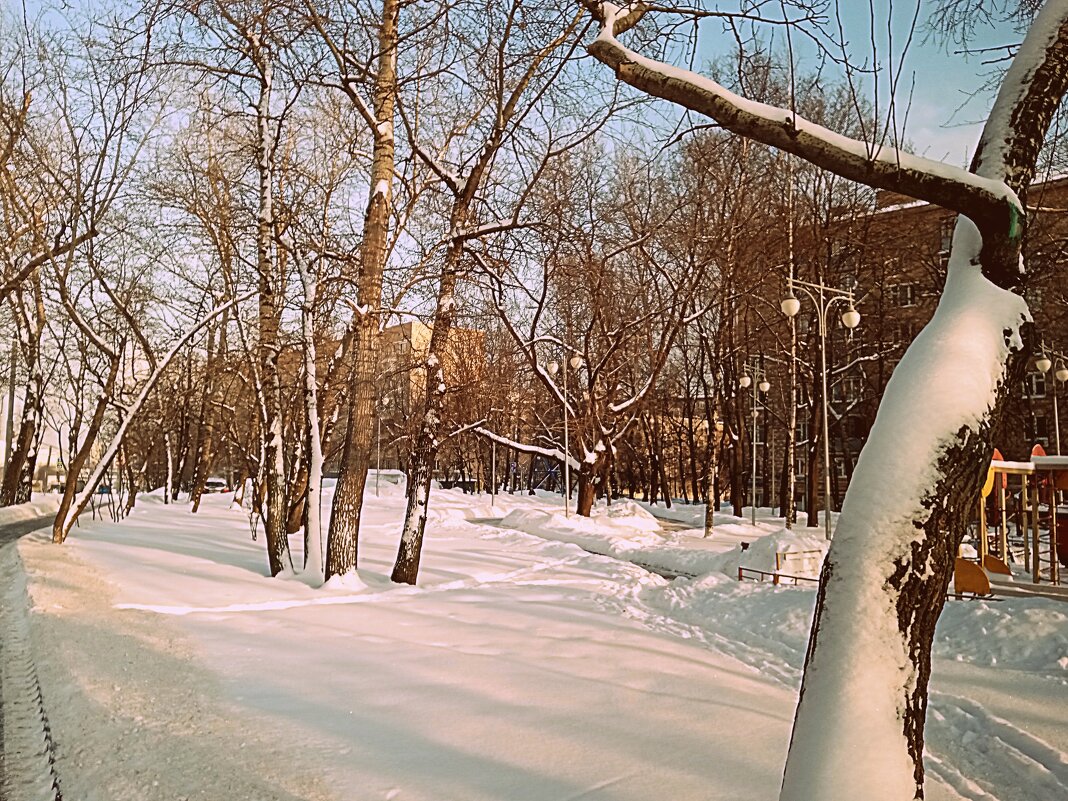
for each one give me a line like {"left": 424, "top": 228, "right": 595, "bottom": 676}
{"left": 390, "top": 0, "right": 601, "bottom": 583}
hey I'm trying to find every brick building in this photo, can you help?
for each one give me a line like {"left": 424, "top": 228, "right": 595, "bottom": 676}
{"left": 761, "top": 176, "right": 1068, "bottom": 512}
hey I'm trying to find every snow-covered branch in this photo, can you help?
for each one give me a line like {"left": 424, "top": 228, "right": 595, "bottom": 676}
{"left": 474, "top": 426, "right": 581, "bottom": 472}
{"left": 583, "top": 2, "right": 1021, "bottom": 241}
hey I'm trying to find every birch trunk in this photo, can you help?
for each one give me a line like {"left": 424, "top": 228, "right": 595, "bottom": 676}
{"left": 298, "top": 252, "right": 324, "bottom": 580}
{"left": 392, "top": 233, "right": 463, "bottom": 585}
{"left": 255, "top": 52, "right": 292, "bottom": 577}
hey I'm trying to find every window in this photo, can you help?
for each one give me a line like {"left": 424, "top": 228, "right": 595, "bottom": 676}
{"left": 835, "top": 459, "right": 849, "bottom": 479}
{"left": 795, "top": 421, "right": 809, "bottom": 443}
{"left": 890, "top": 320, "right": 915, "bottom": 343}
{"left": 832, "top": 377, "right": 864, "bottom": 404}
{"left": 1033, "top": 413, "right": 1049, "bottom": 444}
{"left": 888, "top": 283, "right": 916, "bottom": 307}
{"left": 794, "top": 456, "right": 807, "bottom": 478}
{"left": 843, "top": 377, "right": 864, "bottom": 402}
{"left": 796, "top": 315, "right": 811, "bottom": 335}
{"left": 1027, "top": 372, "right": 1048, "bottom": 398}
{"left": 939, "top": 217, "right": 956, "bottom": 254}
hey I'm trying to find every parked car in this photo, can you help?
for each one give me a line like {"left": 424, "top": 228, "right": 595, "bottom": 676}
{"left": 203, "top": 478, "right": 229, "bottom": 493}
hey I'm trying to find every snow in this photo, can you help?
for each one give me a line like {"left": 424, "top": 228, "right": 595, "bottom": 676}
{"left": 0, "top": 494, "right": 59, "bottom": 526}
{"left": 372, "top": 179, "right": 390, "bottom": 199}
{"left": 7, "top": 487, "right": 1067, "bottom": 801}
{"left": 500, "top": 500, "right": 830, "bottom": 580}
{"left": 780, "top": 217, "right": 1031, "bottom": 800}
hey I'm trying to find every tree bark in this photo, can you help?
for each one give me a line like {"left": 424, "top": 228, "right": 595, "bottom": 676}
{"left": 392, "top": 233, "right": 464, "bottom": 585}
{"left": 255, "top": 49, "right": 293, "bottom": 577}
{"left": 325, "top": 0, "right": 399, "bottom": 581}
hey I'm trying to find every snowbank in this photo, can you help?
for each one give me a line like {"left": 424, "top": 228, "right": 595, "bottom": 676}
{"left": 0, "top": 495, "right": 60, "bottom": 526}
{"left": 500, "top": 503, "right": 830, "bottom": 581}
{"left": 936, "top": 597, "right": 1068, "bottom": 672}
{"left": 702, "top": 527, "right": 831, "bottom": 580}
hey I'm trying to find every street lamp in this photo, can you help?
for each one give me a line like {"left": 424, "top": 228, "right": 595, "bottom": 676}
{"left": 781, "top": 276, "right": 861, "bottom": 540}
{"left": 1035, "top": 343, "right": 1068, "bottom": 454}
{"left": 739, "top": 358, "right": 770, "bottom": 526}
{"left": 545, "top": 354, "right": 584, "bottom": 517}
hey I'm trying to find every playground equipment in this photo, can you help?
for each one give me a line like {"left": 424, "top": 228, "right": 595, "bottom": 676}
{"left": 960, "top": 445, "right": 1064, "bottom": 593}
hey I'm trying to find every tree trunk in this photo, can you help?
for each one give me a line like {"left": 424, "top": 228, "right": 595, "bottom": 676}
{"left": 189, "top": 318, "right": 224, "bottom": 514}
{"left": 2, "top": 277, "right": 46, "bottom": 506}
{"left": 392, "top": 233, "right": 464, "bottom": 585}
{"left": 255, "top": 51, "right": 292, "bottom": 577}
{"left": 325, "top": 0, "right": 399, "bottom": 581}
{"left": 53, "top": 358, "right": 120, "bottom": 543}
{"left": 781, "top": 9, "right": 1068, "bottom": 799}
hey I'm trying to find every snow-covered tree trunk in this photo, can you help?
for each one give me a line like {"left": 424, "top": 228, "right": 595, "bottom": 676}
{"left": 296, "top": 249, "right": 324, "bottom": 580}
{"left": 254, "top": 50, "right": 292, "bottom": 577}
{"left": 583, "top": 3, "right": 1068, "bottom": 798}
{"left": 392, "top": 233, "right": 464, "bottom": 585}
{"left": 323, "top": 0, "right": 399, "bottom": 581}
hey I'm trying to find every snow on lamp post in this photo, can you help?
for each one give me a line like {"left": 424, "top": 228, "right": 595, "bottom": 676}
{"left": 546, "top": 354, "right": 584, "bottom": 517}
{"left": 781, "top": 276, "right": 861, "bottom": 540}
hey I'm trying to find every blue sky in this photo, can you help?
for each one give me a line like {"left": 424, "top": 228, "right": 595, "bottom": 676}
{"left": 697, "top": 1, "right": 1020, "bottom": 167}
{"left": 834, "top": 1, "right": 1015, "bottom": 165}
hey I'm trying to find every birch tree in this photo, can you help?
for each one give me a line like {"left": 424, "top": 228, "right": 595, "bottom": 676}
{"left": 582, "top": 2, "right": 1068, "bottom": 798}
{"left": 390, "top": 0, "right": 619, "bottom": 583}
{"left": 159, "top": 0, "right": 306, "bottom": 575}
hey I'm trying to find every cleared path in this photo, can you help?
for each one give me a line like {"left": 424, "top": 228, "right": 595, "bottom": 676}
{"left": 0, "top": 512, "right": 59, "bottom": 801}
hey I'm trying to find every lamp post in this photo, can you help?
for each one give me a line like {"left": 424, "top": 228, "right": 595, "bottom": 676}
{"left": 739, "top": 359, "right": 771, "bottom": 526}
{"left": 1035, "top": 344, "right": 1068, "bottom": 454}
{"left": 374, "top": 392, "right": 392, "bottom": 497}
{"left": 546, "top": 354, "right": 584, "bottom": 517}
{"left": 781, "top": 276, "right": 861, "bottom": 540}
{"left": 702, "top": 414, "right": 724, "bottom": 538}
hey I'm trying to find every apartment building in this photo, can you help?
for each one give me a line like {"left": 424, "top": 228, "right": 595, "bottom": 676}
{"left": 763, "top": 176, "right": 1068, "bottom": 511}
{"left": 373, "top": 320, "right": 485, "bottom": 472}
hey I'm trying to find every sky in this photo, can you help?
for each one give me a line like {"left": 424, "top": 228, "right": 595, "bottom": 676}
{"left": 696, "top": 1, "right": 1023, "bottom": 168}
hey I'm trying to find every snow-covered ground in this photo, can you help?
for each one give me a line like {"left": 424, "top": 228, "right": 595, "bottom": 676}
{"left": 0, "top": 494, "right": 60, "bottom": 527}
{"left": 10, "top": 486, "right": 1068, "bottom": 800}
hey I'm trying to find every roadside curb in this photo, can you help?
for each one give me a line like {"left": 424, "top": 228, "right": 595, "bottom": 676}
{"left": 0, "top": 541, "right": 63, "bottom": 801}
